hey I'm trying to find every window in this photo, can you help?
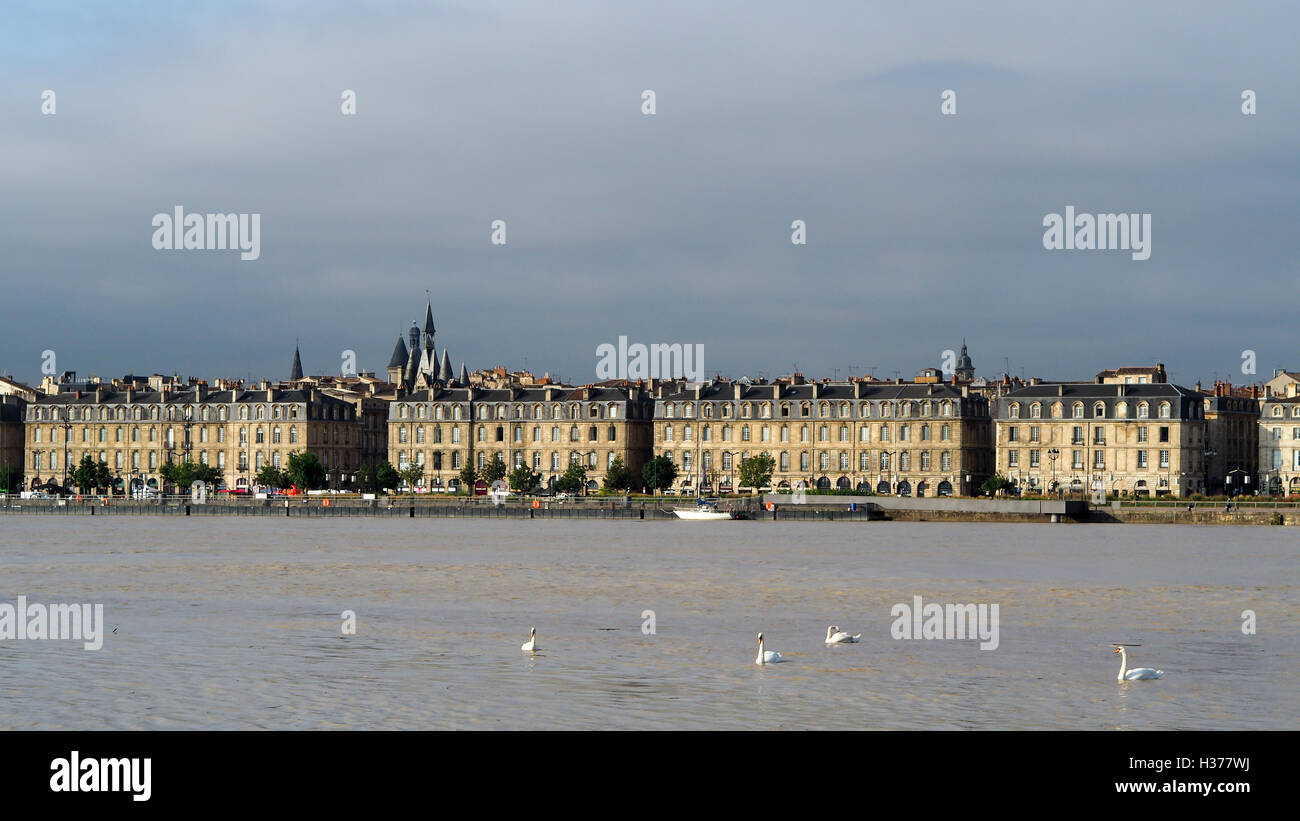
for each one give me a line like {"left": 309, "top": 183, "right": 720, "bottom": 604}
{"left": 940, "top": 451, "right": 951, "bottom": 471}
{"left": 1008, "top": 427, "right": 1018, "bottom": 443}
{"left": 1092, "top": 428, "right": 1106, "bottom": 445}
{"left": 1137, "top": 426, "right": 1148, "bottom": 443}
{"left": 1009, "top": 403, "right": 1021, "bottom": 419}
{"left": 919, "top": 451, "right": 931, "bottom": 470}
{"left": 1072, "top": 403, "right": 1084, "bottom": 419}
{"left": 1159, "top": 449, "right": 1170, "bottom": 468}
{"left": 1029, "top": 426, "right": 1039, "bottom": 443}
{"left": 1137, "top": 450, "right": 1148, "bottom": 468}
{"left": 1159, "top": 426, "right": 1169, "bottom": 443}
{"left": 1072, "top": 426, "right": 1084, "bottom": 445}
{"left": 1008, "top": 450, "right": 1019, "bottom": 468}
{"left": 1072, "top": 450, "right": 1083, "bottom": 469}
{"left": 1029, "top": 449, "right": 1040, "bottom": 468}
{"left": 1093, "top": 451, "right": 1105, "bottom": 469}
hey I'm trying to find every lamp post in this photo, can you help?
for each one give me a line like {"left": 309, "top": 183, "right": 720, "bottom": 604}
{"left": 60, "top": 406, "right": 73, "bottom": 490}
{"left": 1202, "top": 446, "right": 1216, "bottom": 496}
{"left": 1047, "top": 448, "right": 1060, "bottom": 495}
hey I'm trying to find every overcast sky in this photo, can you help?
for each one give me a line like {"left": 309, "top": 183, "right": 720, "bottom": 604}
{"left": 3, "top": 1, "right": 1297, "bottom": 389}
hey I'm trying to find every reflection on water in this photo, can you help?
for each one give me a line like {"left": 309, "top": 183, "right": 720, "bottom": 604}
{"left": 0, "top": 519, "right": 1294, "bottom": 729}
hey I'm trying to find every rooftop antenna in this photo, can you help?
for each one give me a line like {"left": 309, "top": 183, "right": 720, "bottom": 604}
{"left": 831, "top": 367, "right": 841, "bottom": 381}
{"left": 1003, "top": 357, "right": 1011, "bottom": 377}
{"left": 866, "top": 365, "right": 877, "bottom": 378}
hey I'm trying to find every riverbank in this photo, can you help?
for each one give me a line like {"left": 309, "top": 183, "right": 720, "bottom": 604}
{"left": 0, "top": 495, "right": 1290, "bottom": 524}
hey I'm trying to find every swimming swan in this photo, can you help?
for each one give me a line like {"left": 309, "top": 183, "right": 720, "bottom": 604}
{"left": 825, "top": 625, "right": 862, "bottom": 644}
{"left": 755, "top": 632, "right": 784, "bottom": 664}
{"left": 521, "top": 627, "right": 539, "bottom": 653}
{"left": 1112, "top": 644, "right": 1162, "bottom": 681}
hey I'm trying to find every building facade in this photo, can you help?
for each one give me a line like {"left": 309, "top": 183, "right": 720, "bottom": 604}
{"left": 1201, "top": 383, "right": 1259, "bottom": 495}
{"left": 652, "top": 379, "right": 992, "bottom": 496}
{"left": 24, "top": 383, "right": 369, "bottom": 493}
{"left": 994, "top": 383, "right": 1207, "bottom": 497}
{"left": 387, "top": 383, "right": 655, "bottom": 492}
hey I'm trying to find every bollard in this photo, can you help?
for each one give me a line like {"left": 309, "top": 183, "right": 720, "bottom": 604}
{"left": 530, "top": 507, "right": 534, "bottom": 519}
{"left": 409, "top": 505, "right": 415, "bottom": 518}
{"left": 90, "top": 505, "right": 94, "bottom": 516}
{"left": 185, "top": 505, "right": 190, "bottom": 516}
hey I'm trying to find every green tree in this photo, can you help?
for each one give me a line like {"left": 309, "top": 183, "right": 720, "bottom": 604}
{"left": 375, "top": 461, "right": 400, "bottom": 493}
{"left": 981, "top": 474, "right": 1017, "bottom": 496}
{"left": 641, "top": 455, "right": 678, "bottom": 494}
{"left": 93, "top": 459, "right": 113, "bottom": 491}
{"left": 507, "top": 463, "right": 541, "bottom": 493}
{"left": 256, "top": 464, "right": 288, "bottom": 489}
{"left": 355, "top": 463, "right": 377, "bottom": 493}
{"left": 0, "top": 464, "right": 22, "bottom": 494}
{"left": 286, "top": 451, "right": 327, "bottom": 490}
{"left": 72, "top": 455, "right": 99, "bottom": 493}
{"left": 482, "top": 453, "right": 508, "bottom": 484}
{"left": 458, "top": 463, "right": 478, "bottom": 494}
{"left": 738, "top": 453, "right": 775, "bottom": 491}
{"left": 398, "top": 463, "right": 424, "bottom": 493}
{"left": 602, "top": 457, "right": 631, "bottom": 492}
{"left": 162, "top": 459, "right": 223, "bottom": 492}
{"left": 555, "top": 462, "right": 589, "bottom": 494}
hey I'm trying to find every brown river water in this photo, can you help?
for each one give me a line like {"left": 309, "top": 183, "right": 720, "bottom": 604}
{"left": 0, "top": 518, "right": 1294, "bottom": 729}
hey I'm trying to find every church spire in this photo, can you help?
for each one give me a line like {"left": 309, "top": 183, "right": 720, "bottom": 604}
{"left": 290, "top": 343, "right": 303, "bottom": 381}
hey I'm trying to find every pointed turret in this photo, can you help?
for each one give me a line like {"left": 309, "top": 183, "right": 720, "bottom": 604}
{"left": 955, "top": 339, "right": 975, "bottom": 383}
{"left": 438, "top": 349, "right": 453, "bottom": 383}
{"left": 387, "top": 335, "right": 409, "bottom": 370}
{"left": 290, "top": 345, "right": 303, "bottom": 381}
{"left": 403, "top": 327, "right": 421, "bottom": 388}
{"left": 459, "top": 362, "right": 469, "bottom": 385}
{"left": 422, "top": 300, "right": 436, "bottom": 338}
{"left": 386, "top": 334, "right": 409, "bottom": 385}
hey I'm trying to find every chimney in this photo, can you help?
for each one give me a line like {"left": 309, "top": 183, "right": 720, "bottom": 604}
{"left": 733, "top": 382, "right": 742, "bottom": 400}
{"left": 1057, "top": 384, "right": 1064, "bottom": 396}
{"left": 811, "top": 383, "right": 819, "bottom": 399}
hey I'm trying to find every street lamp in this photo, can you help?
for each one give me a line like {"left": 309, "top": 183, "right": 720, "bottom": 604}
{"left": 1047, "top": 448, "right": 1060, "bottom": 496}
{"left": 60, "top": 406, "right": 73, "bottom": 490}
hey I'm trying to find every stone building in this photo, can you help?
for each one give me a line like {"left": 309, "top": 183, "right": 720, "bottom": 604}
{"left": 1, "top": 394, "right": 26, "bottom": 489}
{"left": 994, "top": 382, "right": 1207, "bottom": 497}
{"left": 1201, "top": 381, "right": 1259, "bottom": 495}
{"left": 23, "top": 381, "right": 369, "bottom": 493}
{"left": 652, "top": 377, "right": 992, "bottom": 496}
{"left": 1256, "top": 394, "right": 1300, "bottom": 495}
{"left": 386, "top": 383, "right": 655, "bottom": 492}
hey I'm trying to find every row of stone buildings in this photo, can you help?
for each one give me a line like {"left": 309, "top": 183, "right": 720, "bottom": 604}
{"left": 0, "top": 304, "right": 1289, "bottom": 497}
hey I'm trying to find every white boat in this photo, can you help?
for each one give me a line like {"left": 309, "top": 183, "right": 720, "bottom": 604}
{"left": 673, "top": 499, "right": 735, "bottom": 520}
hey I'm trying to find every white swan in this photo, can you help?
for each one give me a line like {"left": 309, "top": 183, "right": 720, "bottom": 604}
{"left": 825, "top": 624, "right": 861, "bottom": 644}
{"left": 755, "top": 632, "right": 784, "bottom": 664}
{"left": 521, "top": 627, "right": 539, "bottom": 653}
{"left": 1112, "top": 645, "right": 1162, "bottom": 681}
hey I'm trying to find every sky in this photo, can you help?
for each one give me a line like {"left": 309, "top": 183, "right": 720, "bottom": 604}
{"left": 2, "top": 1, "right": 1297, "bottom": 390}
